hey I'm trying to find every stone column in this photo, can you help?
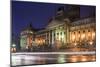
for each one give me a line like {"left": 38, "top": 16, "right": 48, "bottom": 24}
{"left": 50, "top": 30, "right": 52, "bottom": 46}
{"left": 66, "top": 25, "right": 70, "bottom": 44}
{"left": 45, "top": 32, "right": 48, "bottom": 44}
{"left": 48, "top": 30, "right": 52, "bottom": 45}
{"left": 52, "top": 30, "right": 54, "bottom": 45}
{"left": 48, "top": 30, "right": 50, "bottom": 45}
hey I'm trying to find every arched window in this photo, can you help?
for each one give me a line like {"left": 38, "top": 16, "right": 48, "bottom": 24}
{"left": 81, "top": 30, "right": 85, "bottom": 40}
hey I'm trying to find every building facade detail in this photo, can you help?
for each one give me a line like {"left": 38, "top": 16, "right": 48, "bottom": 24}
{"left": 20, "top": 6, "right": 96, "bottom": 51}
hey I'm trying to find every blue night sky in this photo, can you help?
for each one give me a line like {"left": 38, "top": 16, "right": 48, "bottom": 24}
{"left": 12, "top": 1, "right": 96, "bottom": 38}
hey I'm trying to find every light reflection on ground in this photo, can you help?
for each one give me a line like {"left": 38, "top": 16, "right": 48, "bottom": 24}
{"left": 11, "top": 52, "right": 96, "bottom": 66}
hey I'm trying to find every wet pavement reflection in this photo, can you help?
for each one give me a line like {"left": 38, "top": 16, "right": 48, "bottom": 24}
{"left": 11, "top": 53, "right": 96, "bottom": 66}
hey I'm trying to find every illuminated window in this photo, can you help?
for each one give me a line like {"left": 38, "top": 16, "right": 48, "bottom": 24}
{"left": 72, "top": 32, "right": 75, "bottom": 42}
{"left": 92, "top": 30, "right": 95, "bottom": 40}
{"left": 89, "top": 41, "right": 93, "bottom": 45}
{"left": 81, "top": 31, "right": 85, "bottom": 40}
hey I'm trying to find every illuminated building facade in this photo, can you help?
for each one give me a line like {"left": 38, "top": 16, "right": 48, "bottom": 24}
{"left": 35, "top": 29, "right": 47, "bottom": 46}
{"left": 70, "top": 17, "right": 96, "bottom": 47}
{"left": 34, "top": 6, "right": 81, "bottom": 49}
{"left": 20, "top": 24, "right": 35, "bottom": 51}
{"left": 20, "top": 6, "right": 96, "bottom": 50}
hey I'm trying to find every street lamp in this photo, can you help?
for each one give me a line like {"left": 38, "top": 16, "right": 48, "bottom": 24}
{"left": 89, "top": 41, "right": 93, "bottom": 45}
{"left": 74, "top": 42, "right": 77, "bottom": 46}
{"left": 11, "top": 43, "right": 16, "bottom": 52}
{"left": 12, "top": 44, "right": 16, "bottom": 47}
{"left": 26, "top": 45, "right": 28, "bottom": 49}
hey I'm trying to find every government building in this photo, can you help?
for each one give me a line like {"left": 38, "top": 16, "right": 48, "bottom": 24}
{"left": 20, "top": 5, "right": 96, "bottom": 51}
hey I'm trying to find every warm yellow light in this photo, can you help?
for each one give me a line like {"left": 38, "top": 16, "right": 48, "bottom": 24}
{"left": 11, "top": 48, "right": 14, "bottom": 52}
{"left": 71, "top": 56, "right": 78, "bottom": 62}
{"left": 77, "top": 34, "right": 80, "bottom": 41}
{"left": 38, "top": 40, "right": 40, "bottom": 44}
{"left": 89, "top": 41, "right": 93, "bottom": 45}
{"left": 91, "top": 56, "right": 96, "bottom": 61}
{"left": 81, "top": 56, "right": 87, "bottom": 62}
{"left": 92, "top": 32, "right": 95, "bottom": 39}
{"left": 78, "top": 34, "right": 80, "bottom": 38}
{"left": 92, "top": 32, "right": 95, "bottom": 36}
{"left": 11, "top": 47, "right": 16, "bottom": 52}
{"left": 41, "top": 39, "right": 45, "bottom": 44}
{"left": 81, "top": 33, "right": 85, "bottom": 40}
{"left": 74, "top": 43, "right": 77, "bottom": 46}
{"left": 72, "top": 34, "right": 75, "bottom": 41}
{"left": 88, "top": 32, "right": 91, "bottom": 37}
{"left": 13, "top": 48, "right": 16, "bottom": 51}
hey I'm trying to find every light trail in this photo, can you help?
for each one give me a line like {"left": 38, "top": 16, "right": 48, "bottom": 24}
{"left": 12, "top": 51, "right": 95, "bottom": 56}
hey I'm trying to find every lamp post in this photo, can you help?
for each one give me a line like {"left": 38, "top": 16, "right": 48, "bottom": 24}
{"left": 11, "top": 44, "right": 16, "bottom": 52}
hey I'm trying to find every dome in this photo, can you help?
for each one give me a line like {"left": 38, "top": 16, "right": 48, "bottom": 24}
{"left": 21, "top": 23, "right": 35, "bottom": 35}
{"left": 23, "top": 23, "right": 35, "bottom": 31}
